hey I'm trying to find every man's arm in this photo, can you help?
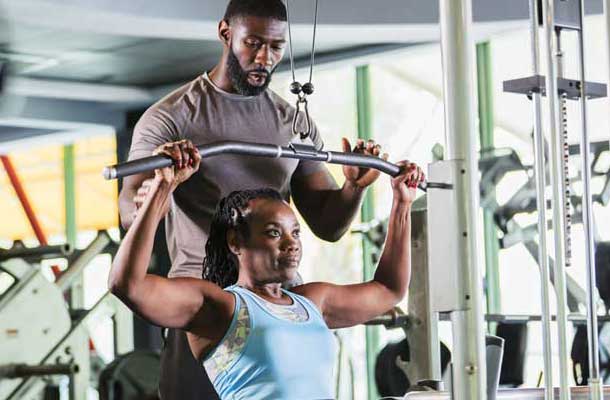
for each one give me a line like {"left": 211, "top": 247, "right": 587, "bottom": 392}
{"left": 290, "top": 138, "right": 384, "bottom": 242}
{"left": 120, "top": 105, "right": 183, "bottom": 230}
{"left": 294, "top": 161, "right": 422, "bottom": 328}
{"left": 290, "top": 168, "right": 364, "bottom": 242}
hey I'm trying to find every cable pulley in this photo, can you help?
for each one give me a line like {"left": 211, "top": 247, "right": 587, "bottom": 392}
{"left": 285, "top": 0, "right": 318, "bottom": 140}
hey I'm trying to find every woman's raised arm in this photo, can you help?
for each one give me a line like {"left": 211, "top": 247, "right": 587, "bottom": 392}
{"left": 295, "top": 161, "right": 423, "bottom": 329}
{"left": 108, "top": 140, "right": 233, "bottom": 331}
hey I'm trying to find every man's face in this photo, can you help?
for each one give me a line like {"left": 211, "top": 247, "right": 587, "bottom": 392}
{"left": 225, "top": 16, "right": 287, "bottom": 96}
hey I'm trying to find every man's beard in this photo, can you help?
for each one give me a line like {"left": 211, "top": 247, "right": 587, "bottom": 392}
{"left": 227, "top": 47, "right": 275, "bottom": 96}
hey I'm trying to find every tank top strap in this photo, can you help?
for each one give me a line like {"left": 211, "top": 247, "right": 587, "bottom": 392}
{"left": 225, "top": 286, "right": 265, "bottom": 321}
{"left": 280, "top": 288, "right": 326, "bottom": 324}
{"left": 224, "top": 285, "right": 258, "bottom": 324}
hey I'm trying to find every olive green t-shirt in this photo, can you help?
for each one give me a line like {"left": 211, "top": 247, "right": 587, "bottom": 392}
{"left": 128, "top": 73, "right": 324, "bottom": 278}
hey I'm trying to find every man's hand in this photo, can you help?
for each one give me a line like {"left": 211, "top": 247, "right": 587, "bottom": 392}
{"left": 341, "top": 138, "right": 387, "bottom": 190}
{"left": 391, "top": 161, "right": 424, "bottom": 206}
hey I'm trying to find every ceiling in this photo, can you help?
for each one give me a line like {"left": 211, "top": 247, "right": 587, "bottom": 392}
{"left": 0, "top": 125, "right": 57, "bottom": 142}
{"left": 0, "top": 0, "right": 605, "bottom": 142}
{"left": 3, "top": 0, "right": 595, "bottom": 89}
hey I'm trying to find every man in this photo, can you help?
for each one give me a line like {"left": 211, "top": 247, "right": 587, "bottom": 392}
{"left": 118, "top": 0, "right": 384, "bottom": 398}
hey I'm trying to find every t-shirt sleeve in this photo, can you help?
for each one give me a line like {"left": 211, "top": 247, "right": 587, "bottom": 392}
{"left": 128, "top": 106, "right": 182, "bottom": 161}
{"left": 292, "top": 118, "right": 328, "bottom": 179}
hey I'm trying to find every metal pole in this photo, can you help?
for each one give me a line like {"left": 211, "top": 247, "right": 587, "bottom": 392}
{"left": 0, "top": 363, "right": 78, "bottom": 378}
{"left": 63, "top": 144, "right": 84, "bottom": 308}
{"left": 606, "top": 0, "right": 610, "bottom": 149}
{"left": 576, "top": 2, "right": 602, "bottom": 398}
{"left": 356, "top": 64, "right": 379, "bottom": 400}
{"left": 0, "top": 155, "right": 62, "bottom": 277}
{"left": 56, "top": 231, "right": 112, "bottom": 292}
{"left": 63, "top": 144, "right": 77, "bottom": 248}
{"left": 541, "top": 1, "right": 571, "bottom": 398}
{"left": 439, "top": 1, "right": 486, "bottom": 399}
{"left": 528, "top": 1, "right": 554, "bottom": 398}
{"left": 0, "top": 243, "right": 73, "bottom": 261}
{"left": 555, "top": 31, "right": 573, "bottom": 270}
{"left": 1, "top": 155, "right": 48, "bottom": 246}
{"left": 476, "top": 41, "right": 501, "bottom": 330}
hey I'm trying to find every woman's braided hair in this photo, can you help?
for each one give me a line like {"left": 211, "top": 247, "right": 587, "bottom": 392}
{"left": 202, "top": 188, "right": 284, "bottom": 288}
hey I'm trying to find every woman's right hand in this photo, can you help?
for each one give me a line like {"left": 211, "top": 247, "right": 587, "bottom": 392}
{"left": 391, "top": 161, "right": 424, "bottom": 206}
{"left": 152, "top": 139, "right": 201, "bottom": 188}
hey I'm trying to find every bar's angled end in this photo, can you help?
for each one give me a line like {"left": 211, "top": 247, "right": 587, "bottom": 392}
{"left": 60, "top": 243, "right": 74, "bottom": 256}
{"left": 102, "top": 166, "right": 116, "bottom": 180}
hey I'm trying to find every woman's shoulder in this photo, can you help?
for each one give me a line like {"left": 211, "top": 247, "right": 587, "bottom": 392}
{"left": 287, "top": 282, "right": 331, "bottom": 311}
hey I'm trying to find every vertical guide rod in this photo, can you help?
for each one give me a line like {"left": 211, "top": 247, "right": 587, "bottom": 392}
{"left": 439, "top": 0, "right": 486, "bottom": 398}
{"left": 555, "top": 31, "right": 573, "bottom": 269}
{"left": 605, "top": 0, "right": 610, "bottom": 390}
{"left": 606, "top": 0, "right": 610, "bottom": 151}
{"left": 541, "top": 1, "right": 571, "bottom": 399}
{"left": 528, "top": 1, "right": 554, "bottom": 399}
{"left": 576, "top": 2, "right": 603, "bottom": 398}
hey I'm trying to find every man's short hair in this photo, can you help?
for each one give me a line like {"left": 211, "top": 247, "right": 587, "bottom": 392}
{"left": 223, "top": 0, "right": 287, "bottom": 23}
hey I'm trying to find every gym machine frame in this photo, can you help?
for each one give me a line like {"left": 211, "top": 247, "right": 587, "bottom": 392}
{"left": 102, "top": 4, "right": 483, "bottom": 397}
{"left": 365, "top": 2, "right": 499, "bottom": 397}
{"left": 502, "top": 0, "right": 606, "bottom": 398}
{"left": 427, "top": 1, "right": 487, "bottom": 399}
{"left": 103, "top": 2, "right": 608, "bottom": 398}
{"left": 426, "top": 0, "right": 608, "bottom": 399}
{"left": 0, "top": 231, "right": 132, "bottom": 400}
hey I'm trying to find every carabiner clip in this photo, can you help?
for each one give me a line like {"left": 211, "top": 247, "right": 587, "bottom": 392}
{"left": 292, "top": 94, "right": 312, "bottom": 141}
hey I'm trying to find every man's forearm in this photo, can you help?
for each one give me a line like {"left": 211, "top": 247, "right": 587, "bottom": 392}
{"left": 315, "top": 180, "right": 366, "bottom": 242}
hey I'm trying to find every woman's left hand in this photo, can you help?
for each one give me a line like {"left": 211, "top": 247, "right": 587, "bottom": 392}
{"left": 391, "top": 161, "right": 424, "bottom": 206}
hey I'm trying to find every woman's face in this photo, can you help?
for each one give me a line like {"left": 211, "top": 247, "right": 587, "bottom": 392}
{"left": 235, "top": 198, "right": 302, "bottom": 284}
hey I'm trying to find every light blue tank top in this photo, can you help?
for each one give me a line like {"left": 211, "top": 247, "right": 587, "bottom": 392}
{"left": 205, "top": 285, "right": 337, "bottom": 400}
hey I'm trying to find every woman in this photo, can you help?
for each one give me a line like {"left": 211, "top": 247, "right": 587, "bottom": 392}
{"left": 109, "top": 140, "right": 423, "bottom": 399}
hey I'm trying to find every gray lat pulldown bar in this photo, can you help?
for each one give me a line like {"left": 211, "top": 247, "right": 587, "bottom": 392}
{"left": 102, "top": 141, "right": 451, "bottom": 191}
